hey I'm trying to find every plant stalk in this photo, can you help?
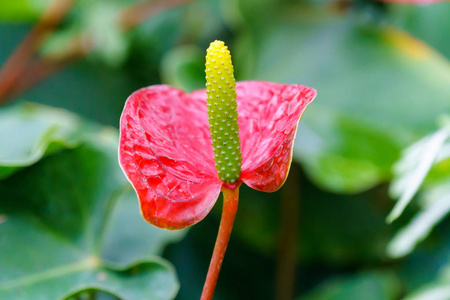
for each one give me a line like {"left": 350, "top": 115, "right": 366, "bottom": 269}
{"left": 200, "top": 185, "right": 239, "bottom": 300}
{"left": 0, "top": 0, "right": 75, "bottom": 102}
{"left": 0, "top": 0, "right": 195, "bottom": 104}
{"left": 275, "top": 162, "right": 300, "bottom": 300}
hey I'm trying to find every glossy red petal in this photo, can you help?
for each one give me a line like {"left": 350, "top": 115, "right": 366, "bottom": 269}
{"left": 237, "top": 81, "right": 316, "bottom": 192}
{"left": 119, "top": 85, "right": 221, "bottom": 230}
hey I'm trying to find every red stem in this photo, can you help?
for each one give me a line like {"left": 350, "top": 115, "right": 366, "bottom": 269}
{"left": 0, "top": 0, "right": 195, "bottom": 103}
{"left": 200, "top": 185, "right": 240, "bottom": 300}
{"left": 0, "top": 0, "right": 74, "bottom": 102}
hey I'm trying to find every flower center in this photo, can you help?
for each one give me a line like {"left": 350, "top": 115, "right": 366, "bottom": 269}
{"left": 205, "top": 40, "right": 242, "bottom": 183}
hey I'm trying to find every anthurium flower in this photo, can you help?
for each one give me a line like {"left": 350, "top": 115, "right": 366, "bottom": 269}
{"left": 119, "top": 40, "right": 316, "bottom": 300}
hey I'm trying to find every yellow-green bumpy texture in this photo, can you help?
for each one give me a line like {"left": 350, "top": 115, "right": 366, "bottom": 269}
{"left": 205, "top": 40, "right": 242, "bottom": 183}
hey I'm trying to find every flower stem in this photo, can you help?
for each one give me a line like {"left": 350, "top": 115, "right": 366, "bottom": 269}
{"left": 200, "top": 185, "right": 239, "bottom": 300}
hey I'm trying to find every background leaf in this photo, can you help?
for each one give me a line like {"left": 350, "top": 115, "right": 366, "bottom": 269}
{"left": 298, "top": 271, "right": 401, "bottom": 300}
{"left": 101, "top": 188, "right": 187, "bottom": 266}
{"left": 0, "top": 102, "right": 94, "bottom": 179}
{"left": 387, "top": 125, "right": 450, "bottom": 222}
{"left": 0, "top": 103, "right": 182, "bottom": 300}
{"left": 388, "top": 2, "right": 450, "bottom": 59}
{"left": 0, "top": 0, "right": 51, "bottom": 21}
{"left": 237, "top": 11, "right": 450, "bottom": 193}
{"left": 387, "top": 183, "right": 450, "bottom": 258}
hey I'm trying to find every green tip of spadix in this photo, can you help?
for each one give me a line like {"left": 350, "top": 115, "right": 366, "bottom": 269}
{"left": 205, "top": 40, "right": 242, "bottom": 183}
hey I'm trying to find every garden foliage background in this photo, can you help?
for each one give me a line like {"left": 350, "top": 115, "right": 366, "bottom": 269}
{"left": 0, "top": 0, "right": 449, "bottom": 299}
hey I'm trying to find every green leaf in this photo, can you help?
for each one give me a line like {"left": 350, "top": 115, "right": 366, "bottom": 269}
{"left": 0, "top": 102, "right": 94, "bottom": 179}
{"left": 405, "top": 286, "right": 450, "bottom": 300}
{"left": 0, "top": 0, "right": 51, "bottom": 21}
{"left": 0, "top": 104, "right": 182, "bottom": 299}
{"left": 101, "top": 188, "right": 187, "bottom": 266}
{"left": 239, "top": 12, "right": 450, "bottom": 193}
{"left": 387, "top": 125, "right": 450, "bottom": 223}
{"left": 232, "top": 177, "right": 402, "bottom": 264}
{"left": 298, "top": 271, "right": 401, "bottom": 300}
{"left": 81, "top": 2, "right": 128, "bottom": 66}
{"left": 388, "top": 2, "right": 450, "bottom": 59}
{"left": 39, "top": 26, "right": 83, "bottom": 59}
{"left": 295, "top": 114, "right": 402, "bottom": 193}
{"left": 387, "top": 183, "right": 450, "bottom": 258}
{"left": 404, "top": 264, "right": 450, "bottom": 300}
{"left": 160, "top": 45, "right": 206, "bottom": 93}
{"left": 386, "top": 120, "right": 450, "bottom": 256}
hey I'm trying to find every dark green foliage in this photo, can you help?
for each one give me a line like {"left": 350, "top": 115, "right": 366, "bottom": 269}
{"left": 1, "top": 0, "right": 449, "bottom": 299}
{"left": 0, "top": 104, "right": 184, "bottom": 299}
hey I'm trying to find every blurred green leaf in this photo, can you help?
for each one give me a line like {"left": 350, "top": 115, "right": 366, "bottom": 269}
{"left": 404, "top": 263, "right": 450, "bottom": 300}
{"left": 295, "top": 115, "right": 402, "bottom": 193}
{"left": 0, "top": 0, "right": 51, "bottom": 21}
{"left": 405, "top": 286, "right": 450, "bottom": 300}
{"left": 101, "top": 188, "right": 187, "bottom": 265}
{"left": 39, "top": 26, "right": 82, "bottom": 59}
{"left": 180, "top": 0, "right": 225, "bottom": 42}
{"left": 395, "top": 222, "right": 450, "bottom": 293}
{"left": 160, "top": 45, "right": 206, "bottom": 93}
{"left": 0, "top": 102, "right": 94, "bottom": 179}
{"left": 232, "top": 176, "right": 402, "bottom": 264}
{"left": 80, "top": 2, "right": 128, "bottom": 66}
{"left": 238, "top": 12, "right": 450, "bottom": 193}
{"left": 388, "top": 2, "right": 450, "bottom": 59}
{"left": 386, "top": 121, "right": 450, "bottom": 257}
{"left": 298, "top": 271, "right": 401, "bottom": 300}
{"left": 387, "top": 183, "right": 450, "bottom": 258}
{"left": 0, "top": 103, "right": 181, "bottom": 299}
{"left": 387, "top": 124, "right": 450, "bottom": 223}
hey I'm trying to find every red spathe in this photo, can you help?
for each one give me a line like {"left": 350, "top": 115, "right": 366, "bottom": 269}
{"left": 119, "top": 81, "right": 316, "bottom": 230}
